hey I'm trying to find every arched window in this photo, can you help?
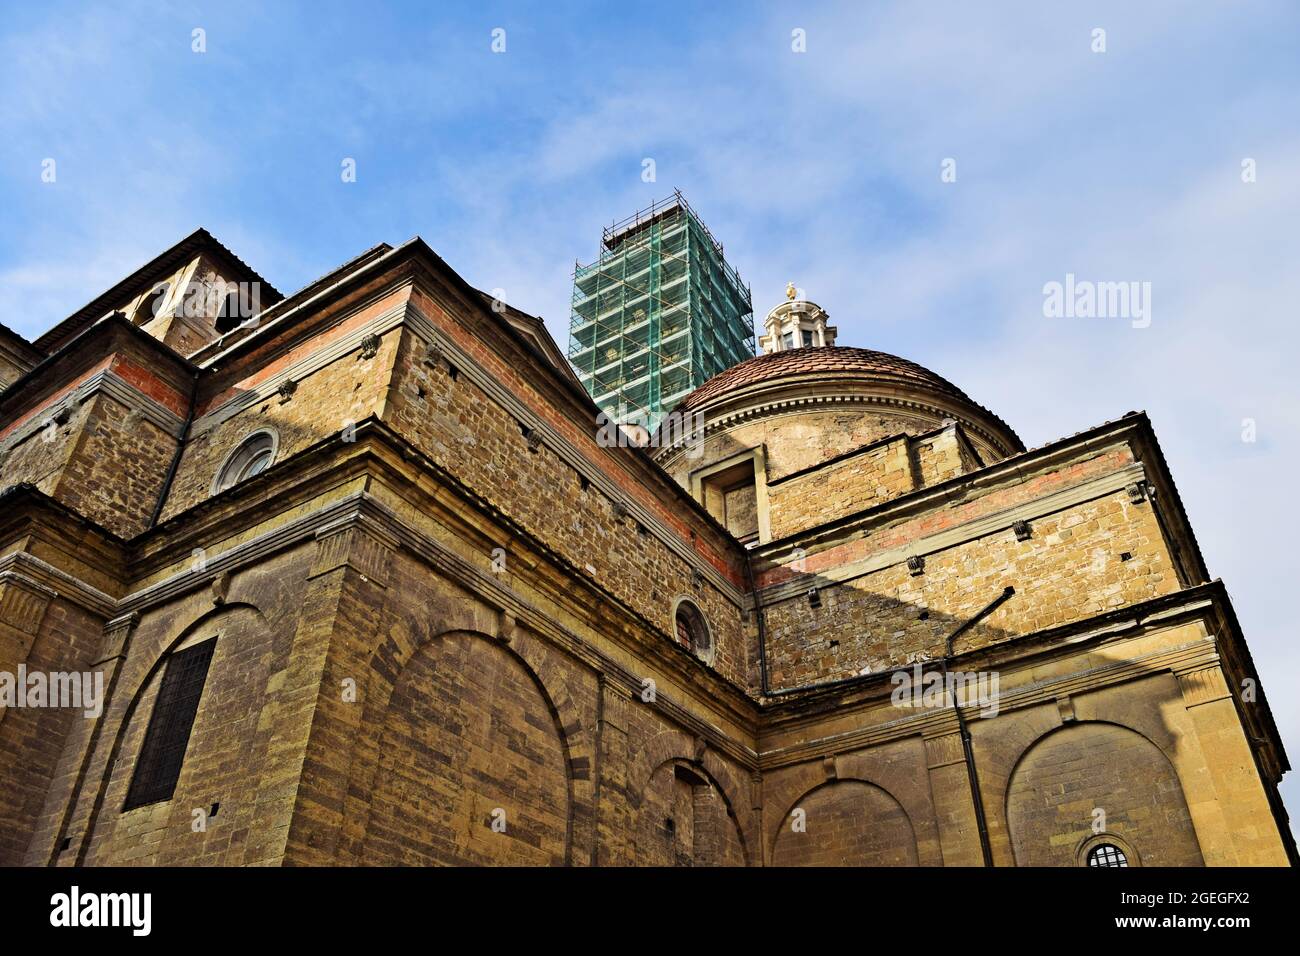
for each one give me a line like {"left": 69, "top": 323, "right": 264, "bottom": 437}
{"left": 213, "top": 430, "right": 277, "bottom": 494}
{"left": 132, "top": 282, "right": 171, "bottom": 326}
{"left": 215, "top": 287, "right": 258, "bottom": 334}
{"left": 1087, "top": 843, "right": 1129, "bottom": 867}
{"left": 215, "top": 290, "right": 242, "bottom": 334}
{"left": 674, "top": 599, "right": 712, "bottom": 661}
{"left": 124, "top": 637, "right": 216, "bottom": 810}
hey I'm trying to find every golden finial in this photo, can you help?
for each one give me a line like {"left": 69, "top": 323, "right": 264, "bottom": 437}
{"left": 785, "top": 281, "right": 797, "bottom": 301}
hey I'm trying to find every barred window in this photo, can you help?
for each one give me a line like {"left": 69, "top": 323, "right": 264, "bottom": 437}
{"left": 1087, "top": 843, "right": 1129, "bottom": 868}
{"left": 674, "top": 600, "right": 712, "bottom": 661}
{"left": 213, "top": 430, "right": 277, "bottom": 493}
{"left": 124, "top": 639, "right": 216, "bottom": 810}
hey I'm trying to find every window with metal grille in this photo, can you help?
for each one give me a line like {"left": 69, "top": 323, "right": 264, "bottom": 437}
{"left": 123, "top": 639, "right": 216, "bottom": 810}
{"left": 1087, "top": 843, "right": 1129, "bottom": 867}
{"left": 674, "top": 600, "right": 712, "bottom": 661}
{"left": 213, "top": 431, "right": 276, "bottom": 494}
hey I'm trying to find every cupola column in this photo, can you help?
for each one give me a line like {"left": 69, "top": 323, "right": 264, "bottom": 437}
{"left": 757, "top": 284, "right": 837, "bottom": 354}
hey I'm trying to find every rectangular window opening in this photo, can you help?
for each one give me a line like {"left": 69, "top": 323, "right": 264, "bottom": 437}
{"left": 699, "top": 459, "right": 760, "bottom": 544}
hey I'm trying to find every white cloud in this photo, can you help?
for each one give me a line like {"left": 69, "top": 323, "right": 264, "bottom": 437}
{"left": 3, "top": 0, "right": 1298, "bottom": 836}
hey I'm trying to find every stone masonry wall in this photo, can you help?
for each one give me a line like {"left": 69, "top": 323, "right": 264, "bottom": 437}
{"left": 1006, "top": 720, "right": 1203, "bottom": 866}
{"left": 360, "top": 630, "right": 571, "bottom": 866}
{"left": 50, "top": 392, "right": 178, "bottom": 538}
{"left": 671, "top": 408, "right": 925, "bottom": 488}
{"left": 385, "top": 302, "right": 752, "bottom": 689}
{"left": 53, "top": 548, "right": 314, "bottom": 866}
{"left": 286, "top": 534, "right": 764, "bottom": 867}
{"left": 0, "top": 398, "right": 84, "bottom": 501}
{"left": 761, "top": 457, "right": 1177, "bottom": 688}
{"left": 913, "top": 426, "right": 970, "bottom": 487}
{"left": 158, "top": 290, "right": 407, "bottom": 521}
{"left": 0, "top": 592, "right": 105, "bottom": 865}
{"left": 770, "top": 780, "right": 919, "bottom": 866}
{"left": 768, "top": 436, "right": 915, "bottom": 540}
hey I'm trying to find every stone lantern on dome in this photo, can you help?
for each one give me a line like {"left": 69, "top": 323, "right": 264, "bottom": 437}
{"left": 757, "top": 283, "right": 837, "bottom": 354}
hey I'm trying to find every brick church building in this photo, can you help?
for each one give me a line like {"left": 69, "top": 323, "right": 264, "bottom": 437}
{"left": 0, "top": 229, "right": 1292, "bottom": 866}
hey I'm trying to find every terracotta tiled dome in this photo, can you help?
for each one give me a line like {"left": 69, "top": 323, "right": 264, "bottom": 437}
{"left": 678, "top": 346, "right": 971, "bottom": 411}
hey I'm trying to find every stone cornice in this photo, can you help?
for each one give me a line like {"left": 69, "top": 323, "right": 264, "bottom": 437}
{"left": 113, "top": 485, "right": 761, "bottom": 764}
{"left": 0, "top": 552, "right": 117, "bottom": 619}
{"left": 0, "top": 332, "right": 41, "bottom": 374}
{"left": 757, "top": 633, "right": 1220, "bottom": 770}
{"left": 656, "top": 386, "right": 1018, "bottom": 464}
{"left": 0, "top": 367, "right": 187, "bottom": 455}
{"left": 191, "top": 299, "right": 411, "bottom": 437}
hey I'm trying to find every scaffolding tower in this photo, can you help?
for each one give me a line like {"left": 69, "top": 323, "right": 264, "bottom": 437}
{"left": 568, "top": 191, "right": 755, "bottom": 433}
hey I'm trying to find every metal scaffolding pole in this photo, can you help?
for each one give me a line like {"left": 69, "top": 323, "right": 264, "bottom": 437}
{"left": 568, "top": 192, "right": 755, "bottom": 431}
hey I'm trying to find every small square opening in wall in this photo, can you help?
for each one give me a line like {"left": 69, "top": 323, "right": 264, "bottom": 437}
{"left": 59, "top": 837, "right": 71, "bottom": 852}
{"left": 697, "top": 457, "right": 761, "bottom": 545}
{"left": 1120, "top": 552, "right": 1133, "bottom": 562}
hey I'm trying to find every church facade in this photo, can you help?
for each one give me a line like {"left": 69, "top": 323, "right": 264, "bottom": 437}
{"left": 0, "top": 230, "right": 1291, "bottom": 866}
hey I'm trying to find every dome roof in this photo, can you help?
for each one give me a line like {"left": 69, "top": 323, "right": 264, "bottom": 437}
{"left": 678, "top": 345, "right": 972, "bottom": 411}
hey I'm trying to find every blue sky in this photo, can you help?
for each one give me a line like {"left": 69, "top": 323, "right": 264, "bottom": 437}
{"left": 5, "top": 1, "right": 1300, "bottom": 833}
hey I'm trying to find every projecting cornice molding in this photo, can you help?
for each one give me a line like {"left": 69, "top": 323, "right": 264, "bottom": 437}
{"left": 0, "top": 552, "right": 117, "bottom": 619}
{"left": 656, "top": 390, "right": 1016, "bottom": 467}
{"left": 758, "top": 633, "right": 1220, "bottom": 770}
{"left": 0, "top": 569, "right": 56, "bottom": 637}
{"left": 113, "top": 487, "right": 760, "bottom": 764}
{"left": 191, "top": 299, "right": 411, "bottom": 437}
{"left": 0, "top": 368, "right": 186, "bottom": 456}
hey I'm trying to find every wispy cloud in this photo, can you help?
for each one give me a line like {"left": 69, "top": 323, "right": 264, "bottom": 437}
{"left": 3, "top": 0, "right": 1299, "bottom": 829}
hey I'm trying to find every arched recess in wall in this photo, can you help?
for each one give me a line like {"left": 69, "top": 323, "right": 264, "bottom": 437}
{"left": 771, "top": 779, "right": 920, "bottom": 867}
{"left": 628, "top": 728, "right": 755, "bottom": 865}
{"left": 132, "top": 283, "right": 171, "bottom": 325}
{"left": 360, "top": 630, "right": 573, "bottom": 866}
{"left": 1005, "top": 721, "right": 1204, "bottom": 867}
{"left": 634, "top": 758, "right": 749, "bottom": 867}
{"left": 73, "top": 602, "right": 269, "bottom": 865}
